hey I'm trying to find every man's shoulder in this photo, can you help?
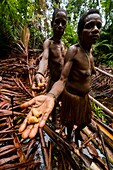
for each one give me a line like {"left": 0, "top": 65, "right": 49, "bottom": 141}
{"left": 44, "top": 38, "right": 51, "bottom": 43}
{"left": 69, "top": 44, "right": 78, "bottom": 54}
{"left": 64, "top": 44, "right": 78, "bottom": 61}
{"left": 43, "top": 38, "right": 51, "bottom": 48}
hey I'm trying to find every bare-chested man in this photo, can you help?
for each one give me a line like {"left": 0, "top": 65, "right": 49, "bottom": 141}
{"left": 19, "top": 9, "right": 102, "bottom": 142}
{"left": 33, "top": 8, "right": 67, "bottom": 92}
{"left": 32, "top": 8, "right": 67, "bottom": 124}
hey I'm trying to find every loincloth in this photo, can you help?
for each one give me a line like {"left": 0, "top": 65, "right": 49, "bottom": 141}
{"left": 61, "top": 88, "right": 92, "bottom": 127}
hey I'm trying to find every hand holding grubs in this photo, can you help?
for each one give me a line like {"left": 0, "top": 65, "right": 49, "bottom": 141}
{"left": 32, "top": 73, "right": 46, "bottom": 92}
{"left": 19, "top": 106, "right": 42, "bottom": 139}
{"left": 32, "top": 82, "right": 46, "bottom": 91}
{"left": 19, "top": 95, "right": 55, "bottom": 139}
{"left": 27, "top": 108, "right": 41, "bottom": 124}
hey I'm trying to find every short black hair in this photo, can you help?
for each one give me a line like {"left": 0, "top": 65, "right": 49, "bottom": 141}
{"left": 51, "top": 8, "right": 67, "bottom": 25}
{"left": 77, "top": 9, "right": 101, "bottom": 33}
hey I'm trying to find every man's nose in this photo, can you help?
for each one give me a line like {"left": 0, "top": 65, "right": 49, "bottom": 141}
{"left": 58, "top": 23, "right": 63, "bottom": 28}
{"left": 92, "top": 25, "right": 99, "bottom": 32}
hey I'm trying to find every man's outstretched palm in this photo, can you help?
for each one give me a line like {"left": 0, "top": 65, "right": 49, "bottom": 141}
{"left": 19, "top": 95, "right": 55, "bottom": 139}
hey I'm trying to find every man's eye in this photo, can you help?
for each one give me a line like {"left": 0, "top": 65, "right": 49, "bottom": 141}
{"left": 97, "top": 23, "right": 102, "bottom": 29}
{"left": 62, "top": 20, "right": 66, "bottom": 26}
{"left": 55, "top": 19, "right": 60, "bottom": 24}
{"left": 84, "top": 22, "right": 102, "bottom": 30}
{"left": 84, "top": 23, "right": 93, "bottom": 29}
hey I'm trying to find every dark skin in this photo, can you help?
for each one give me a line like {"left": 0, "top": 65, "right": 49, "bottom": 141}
{"left": 49, "top": 13, "right": 102, "bottom": 98}
{"left": 32, "top": 10, "right": 67, "bottom": 91}
{"left": 19, "top": 12, "right": 102, "bottom": 139}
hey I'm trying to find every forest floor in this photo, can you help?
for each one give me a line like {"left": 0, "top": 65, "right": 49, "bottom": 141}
{"left": 0, "top": 53, "right": 113, "bottom": 170}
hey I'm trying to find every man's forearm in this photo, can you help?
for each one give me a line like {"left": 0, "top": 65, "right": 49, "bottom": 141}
{"left": 38, "top": 59, "right": 48, "bottom": 75}
{"left": 47, "top": 80, "right": 65, "bottom": 99}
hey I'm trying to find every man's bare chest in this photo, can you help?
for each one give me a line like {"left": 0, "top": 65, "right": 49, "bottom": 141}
{"left": 49, "top": 44, "right": 64, "bottom": 63}
{"left": 50, "top": 44, "right": 64, "bottom": 56}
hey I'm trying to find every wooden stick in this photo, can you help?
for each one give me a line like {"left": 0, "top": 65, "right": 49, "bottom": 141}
{"left": 97, "top": 125, "right": 112, "bottom": 170}
{"left": 39, "top": 128, "right": 49, "bottom": 169}
{"left": 95, "top": 67, "right": 113, "bottom": 78}
{"left": 89, "top": 95, "right": 113, "bottom": 118}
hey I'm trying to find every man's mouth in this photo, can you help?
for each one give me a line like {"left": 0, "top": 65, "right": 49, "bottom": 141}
{"left": 57, "top": 30, "right": 63, "bottom": 33}
{"left": 91, "top": 34, "right": 99, "bottom": 40}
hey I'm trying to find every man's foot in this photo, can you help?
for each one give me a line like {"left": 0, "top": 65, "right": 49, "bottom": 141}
{"left": 75, "top": 131, "right": 83, "bottom": 147}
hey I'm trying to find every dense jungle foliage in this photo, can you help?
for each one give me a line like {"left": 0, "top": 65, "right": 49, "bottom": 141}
{"left": 0, "top": 0, "right": 113, "bottom": 66}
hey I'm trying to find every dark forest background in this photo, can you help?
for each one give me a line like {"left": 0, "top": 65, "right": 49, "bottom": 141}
{"left": 0, "top": 0, "right": 113, "bottom": 66}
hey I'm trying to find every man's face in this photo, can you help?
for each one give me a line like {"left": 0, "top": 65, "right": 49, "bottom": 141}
{"left": 80, "top": 13, "right": 102, "bottom": 45}
{"left": 52, "top": 11, "right": 67, "bottom": 39}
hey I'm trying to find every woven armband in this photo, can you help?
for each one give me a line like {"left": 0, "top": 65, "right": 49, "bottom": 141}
{"left": 35, "top": 72, "right": 44, "bottom": 77}
{"left": 47, "top": 92, "right": 57, "bottom": 102}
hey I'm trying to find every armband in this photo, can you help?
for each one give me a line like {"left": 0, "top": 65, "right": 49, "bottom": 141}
{"left": 35, "top": 72, "right": 44, "bottom": 77}
{"left": 47, "top": 92, "right": 57, "bottom": 102}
